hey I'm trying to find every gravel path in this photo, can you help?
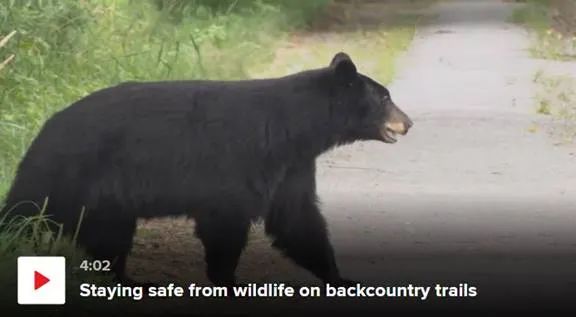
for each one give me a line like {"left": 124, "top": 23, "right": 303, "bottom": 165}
{"left": 317, "top": 0, "right": 576, "bottom": 311}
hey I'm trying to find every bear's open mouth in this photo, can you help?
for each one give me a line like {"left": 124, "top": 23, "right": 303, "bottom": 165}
{"left": 380, "top": 120, "right": 412, "bottom": 143}
{"left": 380, "top": 121, "right": 410, "bottom": 143}
{"left": 381, "top": 127, "right": 398, "bottom": 143}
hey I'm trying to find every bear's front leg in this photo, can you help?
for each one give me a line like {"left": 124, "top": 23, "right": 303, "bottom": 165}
{"left": 265, "top": 162, "right": 353, "bottom": 285}
{"left": 266, "top": 199, "right": 353, "bottom": 285}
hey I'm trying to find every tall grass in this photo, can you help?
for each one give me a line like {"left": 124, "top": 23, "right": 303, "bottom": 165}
{"left": 533, "top": 71, "right": 576, "bottom": 143}
{"left": 0, "top": 0, "right": 329, "bottom": 200}
{"left": 0, "top": 200, "right": 116, "bottom": 309}
{"left": 0, "top": 31, "right": 16, "bottom": 72}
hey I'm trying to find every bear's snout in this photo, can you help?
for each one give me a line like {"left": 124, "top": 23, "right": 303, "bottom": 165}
{"left": 380, "top": 102, "right": 412, "bottom": 143}
{"left": 385, "top": 120, "right": 411, "bottom": 136}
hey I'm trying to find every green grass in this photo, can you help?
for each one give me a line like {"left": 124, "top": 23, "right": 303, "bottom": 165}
{"left": 510, "top": 0, "right": 550, "bottom": 31}
{"left": 0, "top": 0, "right": 329, "bottom": 201}
{"left": 533, "top": 71, "right": 576, "bottom": 142}
{"left": 252, "top": 20, "right": 422, "bottom": 86}
{"left": 0, "top": 200, "right": 117, "bottom": 310}
{"left": 513, "top": 0, "right": 576, "bottom": 140}
{"left": 511, "top": 0, "right": 576, "bottom": 60}
{"left": 251, "top": 23, "right": 417, "bottom": 84}
{"left": 0, "top": 31, "right": 16, "bottom": 72}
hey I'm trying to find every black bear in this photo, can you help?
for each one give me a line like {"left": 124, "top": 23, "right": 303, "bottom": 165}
{"left": 2, "top": 53, "right": 412, "bottom": 286}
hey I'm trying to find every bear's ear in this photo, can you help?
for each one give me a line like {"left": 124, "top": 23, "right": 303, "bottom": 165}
{"left": 330, "top": 52, "right": 357, "bottom": 83}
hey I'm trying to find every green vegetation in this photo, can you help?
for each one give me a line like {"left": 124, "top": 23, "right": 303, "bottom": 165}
{"left": 0, "top": 200, "right": 116, "bottom": 309}
{"left": 0, "top": 0, "right": 329, "bottom": 199}
{"left": 510, "top": 0, "right": 550, "bottom": 32}
{"left": 511, "top": 0, "right": 576, "bottom": 60}
{"left": 0, "top": 30, "right": 16, "bottom": 71}
{"left": 513, "top": 1, "right": 576, "bottom": 139}
{"left": 252, "top": 23, "right": 417, "bottom": 84}
{"left": 533, "top": 71, "right": 576, "bottom": 142}
{"left": 251, "top": 2, "right": 425, "bottom": 84}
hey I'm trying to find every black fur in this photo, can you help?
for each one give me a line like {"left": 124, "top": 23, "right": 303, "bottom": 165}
{"left": 2, "top": 53, "right": 411, "bottom": 286}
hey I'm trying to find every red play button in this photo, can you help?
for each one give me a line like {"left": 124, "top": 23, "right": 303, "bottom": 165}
{"left": 34, "top": 271, "right": 50, "bottom": 290}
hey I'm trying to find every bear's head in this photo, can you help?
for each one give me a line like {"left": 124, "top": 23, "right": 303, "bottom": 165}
{"left": 329, "top": 52, "right": 412, "bottom": 144}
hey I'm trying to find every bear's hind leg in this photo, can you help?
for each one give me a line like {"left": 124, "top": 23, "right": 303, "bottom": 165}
{"left": 194, "top": 209, "right": 250, "bottom": 287}
{"left": 77, "top": 213, "right": 137, "bottom": 282}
